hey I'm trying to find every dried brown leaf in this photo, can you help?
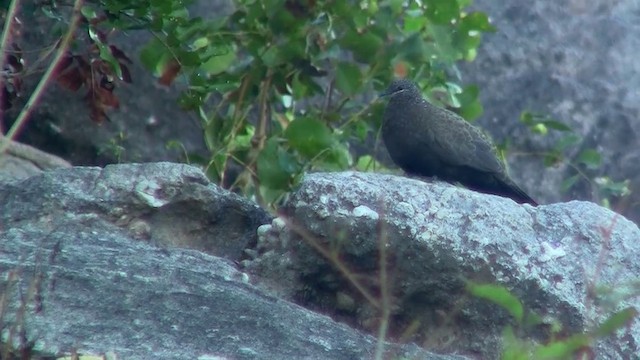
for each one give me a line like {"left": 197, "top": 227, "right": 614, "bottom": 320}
{"left": 158, "top": 59, "right": 181, "bottom": 86}
{"left": 109, "top": 45, "right": 132, "bottom": 64}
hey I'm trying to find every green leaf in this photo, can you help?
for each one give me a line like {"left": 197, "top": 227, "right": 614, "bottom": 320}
{"left": 560, "top": 174, "right": 581, "bottom": 192}
{"left": 261, "top": 46, "right": 282, "bottom": 67}
{"left": 501, "top": 326, "right": 531, "bottom": 360}
{"left": 427, "top": 24, "right": 460, "bottom": 62}
{"left": 467, "top": 282, "right": 524, "bottom": 323}
{"left": 388, "top": 0, "right": 404, "bottom": 14}
{"left": 322, "top": 143, "right": 352, "bottom": 170}
{"left": 340, "top": 31, "right": 384, "bottom": 63}
{"left": 175, "top": 49, "right": 201, "bottom": 67}
{"left": 257, "top": 138, "right": 300, "bottom": 190}
{"left": 335, "top": 62, "right": 362, "bottom": 96}
{"left": 206, "top": 152, "right": 228, "bottom": 184}
{"left": 595, "top": 307, "right": 638, "bottom": 337}
{"left": 88, "top": 27, "right": 125, "bottom": 80}
{"left": 522, "top": 311, "right": 545, "bottom": 328}
{"left": 192, "top": 36, "right": 210, "bottom": 50}
{"left": 425, "top": 0, "right": 460, "bottom": 24}
{"left": 577, "top": 149, "right": 602, "bottom": 170}
{"left": 532, "top": 334, "right": 590, "bottom": 359}
{"left": 202, "top": 50, "right": 236, "bottom": 75}
{"left": 202, "top": 110, "right": 218, "bottom": 150}
{"left": 352, "top": 11, "right": 369, "bottom": 30}
{"left": 453, "top": 13, "right": 494, "bottom": 57}
{"left": 520, "top": 111, "right": 572, "bottom": 132}
{"left": 81, "top": 5, "right": 98, "bottom": 19}
{"left": 543, "top": 151, "right": 562, "bottom": 167}
{"left": 456, "top": 85, "right": 483, "bottom": 120}
{"left": 460, "top": 12, "right": 496, "bottom": 32}
{"left": 140, "top": 39, "right": 171, "bottom": 75}
{"left": 178, "top": 90, "right": 205, "bottom": 110}
{"left": 290, "top": 73, "right": 310, "bottom": 99}
{"left": 555, "top": 134, "right": 581, "bottom": 151}
{"left": 543, "top": 120, "right": 572, "bottom": 131}
{"left": 404, "top": 13, "right": 427, "bottom": 32}
{"left": 356, "top": 155, "right": 387, "bottom": 172}
{"left": 459, "top": 100, "right": 483, "bottom": 121}
{"left": 231, "top": 124, "right": 255, "bottom": 150}
{"left": 398, "top": 33, "right": 429, "bottom": 63}
{"left": 531, "top": 123, "right": 549, "bottom": 135}
{"left": 41, "top": 5, "right": 64, "bottom": 21}
{"left": 285, "top": 117, "right": 335, "bottom": 159}
{"left": 352, "top": 120, "right": 370, "bottom": 142}
{"left": 595, "top": 177, "right": 631, "bottom": 198}
{"left": 266, "top": 2, "right": 300, "bottom": 34}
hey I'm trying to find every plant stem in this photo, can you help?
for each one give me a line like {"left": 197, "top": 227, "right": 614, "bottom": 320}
{"left": 0, "top": 0, "right": 21, "bottom": 131}
{"left": 0, "top": 0, "right": 85, "bottom": 155}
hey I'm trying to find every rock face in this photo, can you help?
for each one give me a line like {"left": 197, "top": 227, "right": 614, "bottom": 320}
{"left": 0, "top": 162, "right": 270, "bottom": 260}
{"left": 0, "top": 163, "right": 467, "bottom": 360}
{"left": 247, "top": 172, "right": 640, "bottom": 359}
{"left": 2, "top": 163, "right": 638, "bottom": 359}
{"left": 0, "top": 137, "right": 71, "bottom": 183}
{"left": 381, "top": 79, "right": 536, "bottom": 205}
{"left": 459, "top": 0, "right": 640, "bottom": 222}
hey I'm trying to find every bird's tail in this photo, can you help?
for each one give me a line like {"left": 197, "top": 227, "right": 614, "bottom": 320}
{"left": 500, "top": 176, "right": 538, "bottom": 206}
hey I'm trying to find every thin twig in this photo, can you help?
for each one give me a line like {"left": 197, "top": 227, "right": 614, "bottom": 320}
{"left": 320, "top": 78, "right": 333, "bottom": 121}
{"left": 248, "top": 69, "right": 272, "bottom": 206}
{"left": 220, "top": 74, "right": 250, "bottom": 187}
{"left": 374, "top": 206, "right": 391, "bottom": 360}
{"left": 0, "top": 0, "right": 20, "bottom": 129}
{"left": 282, "top": 216, "right": 381, "bottom": 309}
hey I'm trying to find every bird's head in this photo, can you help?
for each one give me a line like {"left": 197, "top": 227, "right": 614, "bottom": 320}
{"left": 379, "top": 79, "right": 420, "bottom": 98}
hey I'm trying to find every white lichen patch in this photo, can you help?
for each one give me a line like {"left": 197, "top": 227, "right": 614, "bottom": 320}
{"left": 134, "top": 180, "right": 169, "bottom": 207}
{"left": 538, "top": 242, "right": 567, "bottom": 262}
{"left": 352, "top": 205, "right": 379, "bottom": 220}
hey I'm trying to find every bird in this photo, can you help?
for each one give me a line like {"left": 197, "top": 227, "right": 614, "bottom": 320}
{"left": 380, "top": 78, "right": 537, "bottom": 205}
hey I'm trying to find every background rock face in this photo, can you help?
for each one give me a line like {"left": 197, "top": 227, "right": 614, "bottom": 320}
{"left": 460, "top": 0, "right": 640, "bottom": 221}
{"left": 248, "top": 172, "right": 640, "bottom": 359}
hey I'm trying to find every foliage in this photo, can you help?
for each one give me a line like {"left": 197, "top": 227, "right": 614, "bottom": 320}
{"left": 2, "top": 0, "right": 628, "bottom": 208}
{"left": 518, "top": 111, "right": 630, "bottom": 207}
{"left": 467, "top": 280, "right": 638, "bottom": 359}
{"left": 46, "top": 0, "right": 493, "bottom": 206}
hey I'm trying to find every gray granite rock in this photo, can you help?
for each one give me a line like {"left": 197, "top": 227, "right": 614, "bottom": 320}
{"left": 0, "top": 162, "right": 269, "bottom": 260}
{"left": 0, "top": 163, "right": 466, "bottom": 360}
{"left": 0, "top": 138, "right": 71, "bottom": 183}
{"left": 247, "top": 172, "right": 640, "bottom": 358}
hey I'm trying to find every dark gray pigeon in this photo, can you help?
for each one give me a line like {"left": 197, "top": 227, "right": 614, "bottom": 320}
{"left": 381, "top": 79, "right": 537, "bottom": 205}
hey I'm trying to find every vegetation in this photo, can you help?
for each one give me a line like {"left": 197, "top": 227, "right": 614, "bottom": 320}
{"left": 0, "top": 0, "right": 636, "bottom": 359}
{"left": 1, "top": 0, "right": 495, "bottom": 206}
{"left": 0, "top": 0, "right": 629, "bottom": 208}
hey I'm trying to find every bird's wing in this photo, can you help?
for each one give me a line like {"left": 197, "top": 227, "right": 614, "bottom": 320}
{"left": 426, "top": 108, "right": 505, "bottom": 173}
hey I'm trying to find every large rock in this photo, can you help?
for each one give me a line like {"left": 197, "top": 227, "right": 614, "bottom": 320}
{"left": 246, "top": 172, "right": 640, "bottom": 359}
{"left": 0, "top": 137, "right": 71, "bottom": 182}
{"left": 0, "top": 162, "right": 269, "bottom": 260}
{"left": 460, "top": 0, "right": 640, "bottom": 222}
{"left": 0, "top": 163, "right": 465, "bottom": 360}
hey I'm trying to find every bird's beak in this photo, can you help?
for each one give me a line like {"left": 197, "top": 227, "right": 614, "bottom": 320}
{"left": 379, "top": 89, "right": 392, "bottom": 98}
{"left": 379, "top": 88, "right": 403, "bottom": 98}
